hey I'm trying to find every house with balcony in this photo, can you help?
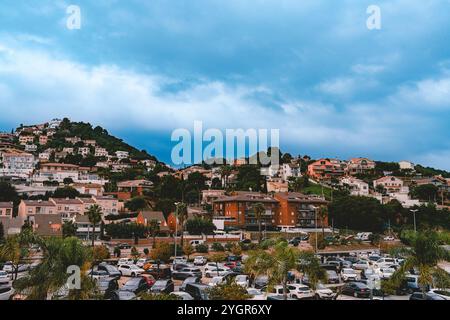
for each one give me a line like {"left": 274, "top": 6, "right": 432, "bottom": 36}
{"left": 346, "top": 158, "right": 376, "bottom": 175}
{"left": 340, "top": 176, "right": 370, "bottom": 196}
{"left": 213, "top": 192, "right": 279, "bottom": 230}
{"left": 73, "top": 214, "right": 101, "bottom": 241}
{"left": 374, "top": 176, "right": 404, "bottom": 193}
{"left": 274, "top": 192, "right": 328, "bottom": 228}
{"left": 50, "top": 198, "right": 84, "bottom": 222}
{"left": 0, "top": 150, "right": 35, "bottom": 179}
{"left": 307, "top": 159, "right": 345, "bottom": 181}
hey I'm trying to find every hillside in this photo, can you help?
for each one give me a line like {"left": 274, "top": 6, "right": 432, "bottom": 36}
{"left": 37, "top": 118, "right": 158, "bottom": 163}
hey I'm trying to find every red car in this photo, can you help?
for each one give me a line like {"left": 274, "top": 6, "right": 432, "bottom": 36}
{"left": 223, "top": 261, "right": 239, "bottom": 269}
{"left": 140, "top": 274, "right": 156, "bottom": 287}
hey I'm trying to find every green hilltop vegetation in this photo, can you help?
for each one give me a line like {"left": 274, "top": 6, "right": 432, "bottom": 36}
{"left": 42, "top": 118, "right": 158, "bottom": 162}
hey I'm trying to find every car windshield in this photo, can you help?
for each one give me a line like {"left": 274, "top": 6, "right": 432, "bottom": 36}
{"left": 0, "top": 271, "right": 7, "bottom": 276}
{"left": 154, "top": 281, "right": 167, "bottom": 287}
{"left": 236, "top": 275, "right": 246, "bottom": 281}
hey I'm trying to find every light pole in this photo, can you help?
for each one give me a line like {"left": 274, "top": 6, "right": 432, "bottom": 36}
{"left": 312, "top": 206, "right": 318, "bottom": 253}
{"left": 174, "top": 212, "right": 178, "bottom": 257}
{"left": 410, "top": 209, "right": 418, "bottom": 233}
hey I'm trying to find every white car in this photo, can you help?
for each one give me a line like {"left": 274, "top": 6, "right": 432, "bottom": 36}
{"left": 0, "top": 271, "right": 11, "bottom": 285}
{"left": 193, "top": 256, "right": 207, "bottom": 266}
{"left": 208, "top": 276, "right": 225, "bottom": 287}
{"left": 341, "top": 268, "right": 358, "bottom": 282}
{"left": 376, "top": 267, "right": 395, "bottom": 279}
{"left": 118, "top": 258, "right": 134, "bottom": 265}
{"left": 2, "top": 262, "right": 13, "bottom": 273}
{"left": 287, "top": 284, "right": 314, "bottom": 300}
{"left": 117, "top": 264, "right": 144, "bottom": 277}
{"left": 205, "top": 268, "right": 229, "bottom": 278}
{"left": 383, "top": 236, "right": 396, "bottom": 241}
{"left": 173, "top": 257, "right": 188, "bottom": 265}
{"left": 235, "top": 275, "right": 249, "bottom": 288}
{"left": 171, "top": 291, "right": 194, "bottom": 300}
{"left": 315, "top": 284, "right": 336, "bottom": 300}
{"left": 374, "top": 257, "right": 398, "bottom": 269}
{"left": 136, "top": 258, "right": 153, "bottom": 268}
{"left": 205, "top": 262, "right": 224, "bottom": 270}
{"left": 0, "top": 287, "right": 14, "bottom": 301}
{"left": 352, "top": 260, "right": 370, "bottom": 270}
{"left": 428, "top": 289, "right": 450, "bottom": 300}
{"left": 247, "top": 288, "right": 265, "bottom": 300}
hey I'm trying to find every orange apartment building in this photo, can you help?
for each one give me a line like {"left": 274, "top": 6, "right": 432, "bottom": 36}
{"left": 307, "top": 158, "right": 346, "bottom": 180}
{"left": 213, "top": 193, "right": 279, "bottom": 230}
{"left": 213, "top": 192, "right": 329, "bottom": 230}
{"left": 274, "top": 192, "right": 328, "bottom": 228}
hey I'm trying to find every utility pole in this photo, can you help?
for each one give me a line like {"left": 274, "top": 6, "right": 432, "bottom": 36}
{"left": 410, "top": 209, "right": 418, "bottom": 233}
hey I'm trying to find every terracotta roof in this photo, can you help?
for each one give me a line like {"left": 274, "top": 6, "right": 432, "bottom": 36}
{"left": 50, "top": 198, "right": 83, "bottom": 205}
{"left": 275, "top": 192, "right": 327, "bottom": 204}
{"left": 41, "top": 163, "right": 79, "bottom": 168}
{"left": 117, "top": 180, "right": 153, "bottom": 188}
{"left": 33, "top": 214, "right": 62, "bottom": 237}
{"left": 77, "top": 197, "right": 96, "bottom": 204}
{"left": 213, "top": 193, "right": 278, "bottom": 204}
{"left": 22, "top": 200, "right": 55, "bottom": 207}
{"left": 0, "top": 202, "right": 13, "bottom": 209}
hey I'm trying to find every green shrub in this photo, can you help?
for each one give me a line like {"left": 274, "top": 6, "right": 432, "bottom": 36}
{"left": 211, "top": 242, "right": 225, "bottom": 252}
{"left": 196, "top": 244, "right": 209, "bottom": 253}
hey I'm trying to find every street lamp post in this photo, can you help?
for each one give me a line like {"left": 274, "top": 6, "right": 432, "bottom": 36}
{"left": 312, "top": 206, "right": 318, "bottom": 253}
{"left": 174, "top": 213, "right": 178, "bottom": 257}
{"left": 410, "top": 209, "right": 419, "bottom": 233}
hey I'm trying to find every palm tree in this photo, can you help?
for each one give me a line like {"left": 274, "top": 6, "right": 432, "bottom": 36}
{"left": 245, "top": 240, "right": 299, "bottom": 300}
{"left": 148, "top": 219, "right": 160, "bottom": 249}
{"left": 298, "top": 251, "right": 328, "bottom": 299}
{"left": 318, "top": 206, "right": 328, "bottom": 239}
{"left": 14, "top": 237, "right": 94, "bottom": 300}
{"left": 387, "top": 231, "right": 448, "bottom": 297}
{"left": 0, "top": 235, "right": 22, "bottom": 280}
{"left": 218, "top": 165, "right": 232, "bottom": 188}
{"left": 253, "top": 203, "right": 265, "bottom": 242}
{"left": 87, "top": 205, "right": 102, "bottom": 247}
{"left": 175, "top": 202, "right": 188, "bottom": 247}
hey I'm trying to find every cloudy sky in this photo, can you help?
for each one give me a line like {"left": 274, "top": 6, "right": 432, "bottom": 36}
{"left": 0, "top": 0, "right": 449, "bottom": 169}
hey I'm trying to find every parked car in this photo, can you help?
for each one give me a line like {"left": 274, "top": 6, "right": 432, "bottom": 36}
{"left": 315, "top": 284, "right": 336, "bottom": 300}
{"left": 326, "top": 270, "right": 340, "bottom": 284}
{"left": 118, "top": 264, "right": 144, "bottom": 277}
{"left": 96, "top": 277, "right": 119, "bottom": 300}
{"left": 0, "top": 287, "right": 14, "bottom": 301}
{"left": 116, "top": 243, "right": 132, "bottom": 249}
{"left": 87, "top": 269, "right": 109, "bottom": 281}
{"left": 223, "top": 261, "right": 239, "bottom": 269}
{"left": 374, "top": 257, "right": 399, "bottom": 269}
{"left": 118, "top": 258, "right": 134, "bottom": 265}
{"left": 150, "top": 279, "right": 174, "bottom": 294}
{"left": 353, "top": 260, "right": 370, "bottom": 270}
{"left": 0, "top": 271, "right": 10, "bottom": 285}
{"left": 355, "top": 232, "right": 372, "bottom": 241}
{"left": 428, "top": 289, "right": 450, "bottom": 300}
{"left": 172, "top": 267, "right": 202, "bottom": 280}
{"left": 254, "top": 275, "right": 269, "bottom": 289}
{"left": 410, "top": 292, "right": 446, "bottom": 300}
{"left": 341, "top": 268, "right": 358, "bottom": 282}
{"left": 205, "top": 267, "right": 229, "bottom": 278}
{"left": 180, "top": 276, "right": 202, "bottom": 292}
{"left": 111, "top": 290, "right": 137, "bottom": 300}
{"left": 121, "top": 277, "right": 150, "bottom": 295}
{"left": 145, "top": 266, "right": 172, "bottom": 279}
{"left": 287, "top": 284, "right": 314, "bottom": 300}
{"left": 247, "top": 288, "right": 265, "bottom": 300}
{"left": 383, "top": 236, "right": 396, "bottom": 241}
{"left": 172, "top": 257, "right": 188, "bottom": 265}
{"left": 172, "top": 263, "right": 191, "bottom": 272}
{"left": 341, "top": 282, "right": 371, "bottom": 298}
{"left": 376, "top": 267, "right": 395, "bottom": 279}
{"left": 184, "top": 283, "right": 210, "bottom": 300}
{"left": 136, "top": 258, "right": 153, "bottom": 268}
{"left": 171, "top": 291, "right": 194, "bottom": 300}
{"left": 266, "top": 285, "right": 290, "bottom": 298}
{"left": 235, "top": 275, "right": 249, "bottom": 288}
{"left": 209, "top": 276, "right": 226, "bottom": 287}
{"left": 193, "top": 256, "right": 207, "bottom": 266}
{"left": 97, "top": 263, "right": 121, "bottom": 279}
{"left": 288, "top": 238, "right": 300, "bottom": 246}
{"left": 140, "top": 274, "right": 156, "bottom": 287}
